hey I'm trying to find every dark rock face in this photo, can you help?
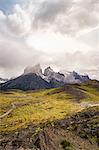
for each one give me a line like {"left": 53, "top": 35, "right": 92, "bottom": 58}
{"left": 49, "top": 78, "right": 64, "bottom": 88}
{"left": 81, "top": 75, "right": 90, "bottom": 82}
{"left": 44, "top": 66, "right": 54, "bottom": 76}
{"left": 44, "top": 67, "right": 65, "bottom": 83}
{"left": 0, "top": 73, "right": 51, "bottom": 91}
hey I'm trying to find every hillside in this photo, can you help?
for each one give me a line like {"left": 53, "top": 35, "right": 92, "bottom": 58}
{"left": 0, "top": 73, "right": 51, "bottom": 91}
{"left": 0, "top": 81, "right": 99, "bottom": 150}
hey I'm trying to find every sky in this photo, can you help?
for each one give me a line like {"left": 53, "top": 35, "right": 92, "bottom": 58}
{"left": 0, "top": 0, "right": 99, "bottom": 79}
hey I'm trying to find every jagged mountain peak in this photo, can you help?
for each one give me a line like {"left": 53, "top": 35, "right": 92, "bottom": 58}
{"left": 44, "top": 66, "right": 54, "bottom": 76}
{"left": 0, "top": 65, "right": 90, "bottom": 91}
{"left": 23, "top": 65, "right": 90, "bottom": 84}
{"left": 44, "top": 66, "right": 54, "bottom": 72}
{"left": 46, "top": 66, "right": 52, "bottom": 70}
{"left": 72, "top": 70, "right": 78, "bottom": 74}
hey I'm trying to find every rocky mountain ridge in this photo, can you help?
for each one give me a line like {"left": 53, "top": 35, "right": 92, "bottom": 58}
{"left": 24, "top": 64, "right": 90, "bottom": 84}
{"left": 0, "top": 73, "right": 51, "bottom": 91}
{"left": 0, "top": 64, "right": 90, "bottom": 91}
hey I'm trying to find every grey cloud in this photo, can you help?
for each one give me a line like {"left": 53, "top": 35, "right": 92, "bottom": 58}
{"left": 34, "top": 0, "right": 73, "bottom": 23}
{"left": 34, "top": 0, "right": 99, "bottom": 36}
{"left": 0, "top": 0, "right": 99, "bottom": 80}
{"left": 0, "top": 30, "right": 52, "bottom": 77}
{"left": 49, "top": 50, "right": 99, "bottom": 79}
{"left": 0, "top": 8, "right": 53, "bottom": 77}
{"left": 78, "top": 27, "right": 99, "bottom": 49}
{"left": 1, "top": 0, "right": 99, "bottom": 36}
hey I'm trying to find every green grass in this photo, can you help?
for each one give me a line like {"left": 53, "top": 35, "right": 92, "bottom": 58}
{"left": 78, "top": 85, "right": 99, "bottom": 102}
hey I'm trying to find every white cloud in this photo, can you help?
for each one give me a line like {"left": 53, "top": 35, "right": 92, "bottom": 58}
{"left": 6, "top": 4, "right": 32, "bottom": 36}
{"left": 0, "top": 0, "right": 98, "bottom": 80}
{"left": 26, "top": 31, "right": 91, "bottom": 54}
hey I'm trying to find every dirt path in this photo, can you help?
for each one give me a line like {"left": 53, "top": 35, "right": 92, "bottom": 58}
{"left": 79, "top": 102, "right": 99, "bottom": 108}
{"left": 0, "top": 103, "right": 16, "bottom": 119}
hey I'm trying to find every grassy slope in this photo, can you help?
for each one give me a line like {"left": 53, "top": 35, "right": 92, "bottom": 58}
{"left": 77, "top": 82, "right": 99, "bottom": 102}
{"left": 0, "top": 89, "right": 81, "bottom": 132}
{"left": 80, "top": 86, "right": 99, "bottom": 102}
{"left": 0, "top": 81, "right": 99, "bottom": 133}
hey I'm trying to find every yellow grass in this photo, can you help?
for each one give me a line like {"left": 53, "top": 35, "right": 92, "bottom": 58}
{"left": 0, "top": 89, "right": 82, "bottom": 132}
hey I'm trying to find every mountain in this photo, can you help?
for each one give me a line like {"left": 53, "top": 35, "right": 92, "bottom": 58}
{"left": 0, "top": 73, "right": 51, "bottom": 91}
{"left": 23, "top": 65, "right": 90, "bottom": 84}
{"left": 0, "top": 78, "right": 8, "bottom": 84}
{"left": 43, "top": 67, "right": 90, "bottom": 84}
{"left": 0, "top": 65, "right": 90, "bottom": 91}
{"left": 44, "top": 67, "right": 65, "bottom": 83}
{"left": 64, "top": 71, "right": 90, "bottom": 83}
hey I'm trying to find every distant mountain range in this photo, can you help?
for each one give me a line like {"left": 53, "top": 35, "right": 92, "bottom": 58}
{"left": 0, "top": 64, "right": 90, "bottom": 91}
{"left": 24, "top": 64, "right": 90, "bottom": 83}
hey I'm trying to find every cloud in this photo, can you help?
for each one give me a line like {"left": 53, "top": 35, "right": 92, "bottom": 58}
{"left": 34, "top": 0, "right": 99, "bottom": 36}
{"left": 0, "top": 0, "right": 99, "bottom": 37}
{"left": 34, "top": 0, "right": 73, "bottom": 23}
{"left": 6, "top": 4, "right": 32, "bottom": 36}
{"left": 0, "top": 0, "right": 98, "bottom": 80}
{"left": 50, "top": 50, "right": 99, "bottom": 79}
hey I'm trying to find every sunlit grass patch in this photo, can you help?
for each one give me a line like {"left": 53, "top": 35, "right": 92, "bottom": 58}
{"left": 0, "top": 82, "right": 99, "bottom": 133}
{"left": 0, "top": 89, "right": 82, "bottom": 132}
{"left": 79, "top": 85, "right": 99, "bottom": 102}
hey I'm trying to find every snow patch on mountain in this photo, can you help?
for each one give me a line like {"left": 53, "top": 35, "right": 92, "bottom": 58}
{"left": 0, "top": 78, "right": 8, "bottom": 84}
{"left": 43, "top": 67, "right": 65, "bottom": 83}
{"left": 23, "top": 64, "right": 90, "bottom": 84}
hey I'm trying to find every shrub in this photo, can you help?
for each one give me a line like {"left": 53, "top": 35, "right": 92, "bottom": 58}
{"left": 61, "top": 140, "right": 71, "bottom": 150}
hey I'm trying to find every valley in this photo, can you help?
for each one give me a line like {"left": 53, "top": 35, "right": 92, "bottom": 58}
{"left": 0, "top": 0, "right": 99, "bottom": 149}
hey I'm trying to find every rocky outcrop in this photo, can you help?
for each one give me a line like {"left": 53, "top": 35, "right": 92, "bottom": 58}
{"left": 44, "top": 66, "right": 54, "bottom": 76}
{"left": 44, "top": 67, "right": 65, "bottom": 83}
